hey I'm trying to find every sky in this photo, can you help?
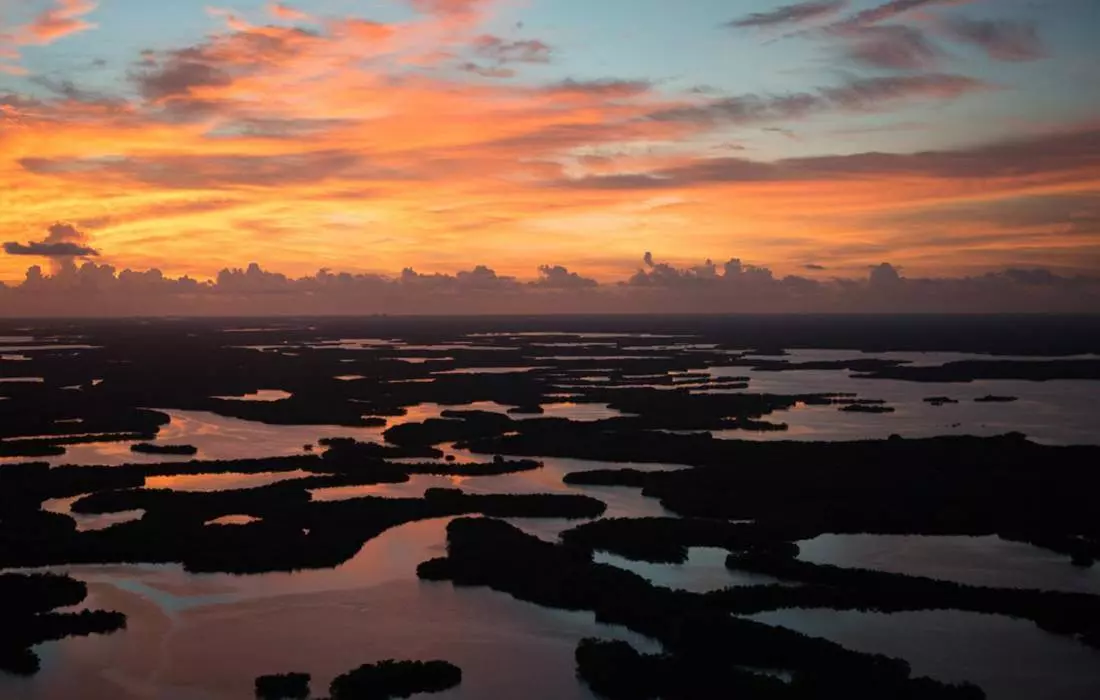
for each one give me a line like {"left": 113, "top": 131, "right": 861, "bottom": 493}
{"left": 0, "top": 0, "right": 1098, "bottom": 314}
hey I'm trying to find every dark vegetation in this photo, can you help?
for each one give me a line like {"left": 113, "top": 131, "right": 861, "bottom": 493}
{"left": 131, "top": 442, "right": 198, "bottom": 456}
{"left": 838, "top": 403, "right": 895, "bottom": 414}
{"left": 3, "top": 316, "right": 1100, "bottom": 691}
{"left": 1, "top": 478, "right": 604, "bottom": 573}
{"left": 419, "top": 518, "right": 985, "bottom": 699}
{"left": 974, "top": 395, "right": 1019, "bottom": 403}
{"left": 255, "top": 672, "right": 311, "bottom": 700}
{"left": 923, "top": 396, "right": 959, "bottom": 406}
{"left": 717, "top": 552, "right": 1100, "bottom": 649}
{"left": 0, "top": 573, "right": 126, "bottom": 676}
{"left": 857, "top": 360, "right": 1100, "bottom": 382}
{"left": 255, "top": 660, "right": 460, "bottom": 699}
{"left": 544, "top": 433, "right": 1100, "bottom": 565}
{"left": 329, "top": 659, "right": 462, "bottom": 699}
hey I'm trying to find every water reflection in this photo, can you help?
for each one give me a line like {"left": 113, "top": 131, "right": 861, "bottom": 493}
{"left": 797, "top": 534, "right": 1100, "bottom": 594}
{"left": 706, "top": 369, "right": 1100, "bottom": 445}
{"left": 0, "top": 410, "right": 385, "bottom": 466}
{"left": 3, "top": 518, "right": 661, "bottom": 700}
{"left": 746, "top": 609, "right": 1100, "bottom": 700}
{"left": 433, "top": 366, "right": 548, "bottom": 375}
{"left": 211, "top": 390, "right": 292, "bottom": 402}
{"left": 146, "top": 472, "right": 315, "bottom": 492}
{"left": 310, "top": 454, "right": 681, "bottom": 541}
{"left": 206, "top": 515, "right": 262, "bottom": 526}
{"left": 41, "top": 496, "right": 144, "bottom": 532}
{"left": 594, "top": 548, "right": 780, "bottom": 593}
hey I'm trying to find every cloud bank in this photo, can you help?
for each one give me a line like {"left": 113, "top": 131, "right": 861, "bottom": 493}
{"left": 1, "top": 254, "right": 1096, "bottom": 317}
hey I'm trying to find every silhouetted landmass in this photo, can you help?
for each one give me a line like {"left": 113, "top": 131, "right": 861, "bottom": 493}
{"left": 974, "top": 395, "right": 1019, "bottom": 403}
{"left": 318, "top": 437, "right": 444, "bottom": 461}
{"left": 418, "top": 518, "right": 985, "bottom": 699}
{"left": 4, "top": 317, "right": 1100, "bottom": 694}
{"left": 839, "top": 404, "right": 896, "bottom": 414}
{"left": 500, "top": 432, "right": 1100, "bottom": 563}
{"left": 562, "top": 517, "right": 797, "bottom": 564}
{"left": 730, "top": 358, "right": 906, "bottom": 373}
{"left": 508, "top": 404, "right": 545, "bottom": 415}
{"left": 131, "top": 442, "right": 199, "bottom": 456}
{"left": 329, "top": 660, "right": 462, "bottom": 699}
{"left": 719, "top": 552, "right": 1100, "bottom": 646}
{"left": 255, "top": 672, "right": 311, "bottom": 700}
{"left": 383, "top": 410, "right": 516, "bottom": 446}
{"left": 575, "top": 638, "right": 795, "bottom": 699}
{"left": 0, "top": 441, "right": 67, "bottom": 458}
{"left": 923, "top": 396, "right": 959, "bottom": 406}
{"left": 859, "top": 360, "right": 1100, "bottom": 382}
{"left": 0, "top": 479, "right": 604, "bottom": 573}
{"left": 0, "top": 573, "right": 126, "bottom": 676}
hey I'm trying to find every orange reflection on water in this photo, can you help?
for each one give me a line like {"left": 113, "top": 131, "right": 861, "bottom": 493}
{"left": 146, "top": 471, "right": 314, "bottom": 492}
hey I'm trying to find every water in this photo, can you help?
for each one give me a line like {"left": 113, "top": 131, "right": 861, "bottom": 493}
{"left": 797, "top": 534, "right": 1100, "bottom": 595}
{"left": 210, "top": 390, "right": 292, "bottom": 402}
{"left": 146, "top": 472, "right": 316, "bottom": 492}
{"left": 3, "top": 519, "right": 660, "bottom": 700}
{"left": 41, "top": 497, "right": 144, "bottom": 532}
{"left": 747, "top": 609, "right": 1100, "bottom": 700}
{"left": 0, "top": 410, "right": 386, "bottom": 466}
{"left": 433, "top": 367, "right": 548, "bottom": 375}
{"left": 707, "top": 372, "right": 1100, "bottom": 445}
{"left": 594, "top": 548, "right": 782, "bottom": 593}
{"left": 3, "top": 342, "right": 1099, "bottom": 698}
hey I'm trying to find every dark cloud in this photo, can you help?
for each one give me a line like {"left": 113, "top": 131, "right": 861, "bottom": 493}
{"left": 834, "top": 0, "right": 963, "bottom": 30}
{"left": 20, "top": 150, "right": 375, "bottom": 189}
{"left": 131, "top": 25, "right": 319, "bottom": 115}
{"left": 804, "top": 263, "right": 827, "bottom": 271}
{"left": 728, "top": 1, "right": 848, "bottom": 29}
{"left": 541, "top": 79, "right": 653, "bottom": 98}
{"left": 648, "top": 73, "right": 987, "bottom": 126}
{"left": 534, "top": 265, "right": 598, "bottom": 289}
{"left": 3, "top": 241, "right": 99, "bottom": 257}
{"left": 472, "top": 35, "right": 552, "bottom": 64}
{"left": 871, "top": 193, "right": 1100, "bottom": 235}
{"left": 843, "top": 25, "right": 942, "bottom": 70}
{"left": 3, "top": 222, "right": 99, "bottom": 259}
{"left": 940, "top": 17, "right": 1044, "bottom": 62}
{"left": 458, "top": 62, "right": 516, "bottom": 79}
{"left": 556, "top": 126, "right": 1100, "bottom": 190}
{"left": 29, "top": 76, "right": 125, "bottom": 107}
{"left": 869, "top": 262, "right": 903, "bottom": 288}
{"left": 134, "top": 57, "right": 232, "bottom": 101}
{"left": 2, "top": 255, "right": 1097, "bottom": 315}
{"left": 460, "top": 35, "right": 552, "bottom": 78}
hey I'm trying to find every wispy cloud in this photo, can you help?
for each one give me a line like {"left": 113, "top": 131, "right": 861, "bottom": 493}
{"left": 940, "top": 16, "right": 1045, "bottom": 62}
{"left": 833, "top": 0, "right": 976, "bottom": 30}
{"left": 727, "top": 0, "right": 847, "bottom": 29}
{"left": 842, "top": 25, "right": 942, "bottom": 70}
{"left": 648, "top": 74, "right": 989, "bottom": 125}
{"left": 22, "top": 0, "right": 99, "bottom": 45}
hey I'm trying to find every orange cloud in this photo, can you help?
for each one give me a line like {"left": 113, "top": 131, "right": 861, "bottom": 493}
{"left": 1, "top": 2, "right": 1097, "bottom": 289}
{"left": 22, "top": 0, "right": 98, "bottom": 45}
{"left": 266, "top": 2, "right": 309, "bottom": 22}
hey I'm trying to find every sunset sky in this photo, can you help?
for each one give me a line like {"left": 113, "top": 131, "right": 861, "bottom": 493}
{"left": 1, "top": 0, "right": 1098, "bottom": 292}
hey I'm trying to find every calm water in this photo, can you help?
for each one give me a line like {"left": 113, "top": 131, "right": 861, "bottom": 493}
{"left": 3, "top": 344, "right": 1099, "bottom": 699}
{"left": 594, "top": 548, "right": 782, "bottom": 593}
{"left": 747, "top": 609, "right": 1100, "bottom": 700}
{"left": 3, "top": 519, "right": 660, "bottom": 700}
{"left": 797, "top": 535, "right": 1100, "bottom": 595}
